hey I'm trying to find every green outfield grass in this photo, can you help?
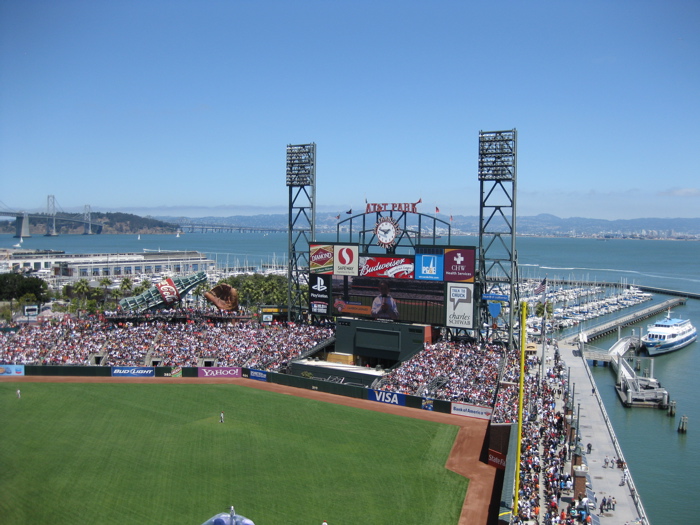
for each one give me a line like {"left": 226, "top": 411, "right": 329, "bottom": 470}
{"left": 0, "top": 382, "right": 468, "bottom": 525}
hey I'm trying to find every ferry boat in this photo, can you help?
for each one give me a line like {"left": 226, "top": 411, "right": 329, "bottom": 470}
{"left": 641, "top": 309, "right": 697, "bottom": 355}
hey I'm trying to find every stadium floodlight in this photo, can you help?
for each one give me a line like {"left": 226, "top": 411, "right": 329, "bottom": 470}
{"left": 199, "top": 505, "right": 255, "bottom": 525}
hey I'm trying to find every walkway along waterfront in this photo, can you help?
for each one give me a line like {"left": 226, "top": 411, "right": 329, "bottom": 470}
{"left": 554, "top": 341, "right": 647, "bottom": 524}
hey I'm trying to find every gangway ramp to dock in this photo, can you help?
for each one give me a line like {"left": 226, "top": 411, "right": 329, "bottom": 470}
{"left": 602, "top": 336, "right": 670, "bottom": 408}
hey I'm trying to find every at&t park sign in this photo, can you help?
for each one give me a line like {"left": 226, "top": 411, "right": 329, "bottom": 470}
{"left": 365, "top": 201, "right": 420, "bottom": 214}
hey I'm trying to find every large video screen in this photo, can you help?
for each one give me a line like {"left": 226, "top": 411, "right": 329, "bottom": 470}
{"left": 308, "top": 244, "right": 475, "bottom": 327}
{"left": 331, "top": 274, "right": 445, "bottom": 325}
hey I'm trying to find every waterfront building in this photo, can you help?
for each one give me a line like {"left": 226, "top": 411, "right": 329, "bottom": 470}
{"left": 1, "top": 249, "right": 217, "bottom": 287}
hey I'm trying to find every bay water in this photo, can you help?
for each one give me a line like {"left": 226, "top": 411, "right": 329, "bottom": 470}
{"left": 4, "top": 232, "right": 698, "bottom": 524}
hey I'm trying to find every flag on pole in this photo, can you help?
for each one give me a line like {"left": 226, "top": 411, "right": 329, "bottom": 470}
{"left": 416, "top": 197, "right": 422, "bottom": 204}
{"left": 334, "top": 214, "right": 340, "bottom": 220}
{"left": 435, "top": 206, "right": 440, "bottom": 214}
{"left": 345, "top": 209, "right": 352, "bottom": 214}
{"left": 449, "top": 215, "right": 453, "bottom": 222}
{"left": 534, "top": 277, "right": 547, "bottom": 295}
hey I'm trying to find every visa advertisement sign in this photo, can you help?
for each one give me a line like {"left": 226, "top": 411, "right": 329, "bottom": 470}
{"left": 368, "top": 389, "right": 406, "bottom": 406}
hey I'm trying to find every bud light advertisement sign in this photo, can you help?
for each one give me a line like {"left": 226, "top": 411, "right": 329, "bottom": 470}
{"left": 111, "top": 366, "right": 155, "bottom": 377}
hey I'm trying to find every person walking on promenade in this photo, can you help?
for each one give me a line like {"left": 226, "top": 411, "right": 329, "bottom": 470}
{"left": 611, "top": 496, "right": 616, "bottom": 510}
{"left": 220, "top": 411, "right": 224, "bottom": 423}
{"left": 600, "top": 497, "right": 606, "bottom": 514}
{"left": 604, "top": 455, "right": 609, "bottom": 468}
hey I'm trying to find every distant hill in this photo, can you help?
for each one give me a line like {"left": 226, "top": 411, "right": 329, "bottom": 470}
{"left": 0, "top": 212, "right": 177, "bottom": 235}
{"left": 154, "top": 213, "right": 700, "bottom": 238}
{"left": 4, "top": 211, "right": 696, "bottom": 237}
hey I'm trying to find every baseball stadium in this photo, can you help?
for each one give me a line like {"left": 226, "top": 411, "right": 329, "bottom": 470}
{"left": 2, "top": 134, "right": 560, "bottom": 525}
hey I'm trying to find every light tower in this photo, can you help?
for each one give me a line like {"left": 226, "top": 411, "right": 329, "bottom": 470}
{"left": 286, "top": 143, "right": 316, "bottom": 322}
{"left": 477, "top": 129, "right": 520, "bottom": 347}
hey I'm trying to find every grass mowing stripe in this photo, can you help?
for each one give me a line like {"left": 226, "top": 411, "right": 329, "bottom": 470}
{"left": 0, "top": 383, "right": 468, "bottom": 524}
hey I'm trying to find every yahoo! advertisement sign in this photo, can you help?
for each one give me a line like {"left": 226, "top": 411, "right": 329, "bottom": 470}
{"left": 198, "top": 367, "right": 242, "bottom": 378}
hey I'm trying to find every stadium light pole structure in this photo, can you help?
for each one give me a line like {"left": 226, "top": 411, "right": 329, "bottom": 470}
{"left": 286, "top": 143, "right": 317, "bottom": 323}
{"left": 477, "top": 129, "right": 520, "bottom": 348}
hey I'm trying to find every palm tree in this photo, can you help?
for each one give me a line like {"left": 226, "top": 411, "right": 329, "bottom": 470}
{"left": 111, "top": 288, "right": 123, "bottom": 308}
{"left": 193, "top": 283, "right": 209, "bottom": 308}
{"left": 73, "top": 279, "right": 90, "bottom": 310}
{"left": 119, "top": 277, "right": 133, "bottom": 297}
{"left": 99, "top": 277, "right": 113, "bottom": 307}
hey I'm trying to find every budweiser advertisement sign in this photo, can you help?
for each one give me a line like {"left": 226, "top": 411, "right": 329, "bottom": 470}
{"left": 359, "top": 256, "right": 414, "bottom": 279}
{"left": 155, "top": 278, "right": 181, "bottom": 304}
{"left": 309, "top": 244, "right": 334, "bottom": 274}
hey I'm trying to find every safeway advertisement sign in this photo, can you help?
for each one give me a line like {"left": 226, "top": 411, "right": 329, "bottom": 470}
{"left": 359, "top": 256, "right": 414, "bottom": 279}
{"left": 333, "top": 245, "right": 358, "bottom": 276}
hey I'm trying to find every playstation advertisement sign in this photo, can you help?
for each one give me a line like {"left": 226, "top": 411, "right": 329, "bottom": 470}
{"left": 309, "top": 274, "right": 332, "bottom": 315}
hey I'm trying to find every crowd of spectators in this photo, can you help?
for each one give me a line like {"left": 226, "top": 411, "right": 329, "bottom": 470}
{"left": 512, "top": 355, "right": 578, "bottom": 525}
{"left": 379, "top": 340, "right": 505, "bottom": 406}
{"left": 0, "top": 317, "right": 333, "bottom": 372}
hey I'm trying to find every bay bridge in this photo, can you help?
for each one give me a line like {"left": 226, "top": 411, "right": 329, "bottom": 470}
{"left": 1, "top": 196, "right": 101, "bottom": 238}
{"left": 1, "top": 195, "right": 286, "bottom": 238}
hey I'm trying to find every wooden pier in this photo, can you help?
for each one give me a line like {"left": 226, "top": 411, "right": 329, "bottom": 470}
{"left": 562, "top": 297, "right": 686, "bottom": 345}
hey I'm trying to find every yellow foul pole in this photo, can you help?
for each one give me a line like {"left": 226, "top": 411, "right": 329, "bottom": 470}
{"left": 512, "top": 301, "right": 528, "bottom": 518}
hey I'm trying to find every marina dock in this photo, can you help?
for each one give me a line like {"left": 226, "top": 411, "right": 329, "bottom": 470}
{"left": 562, "top": 297, "right": 685, "bottom": 344}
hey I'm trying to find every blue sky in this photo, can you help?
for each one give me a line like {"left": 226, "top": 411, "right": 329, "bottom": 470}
{"left": 1, "top": 1, "right": 698, "bottom": 220}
